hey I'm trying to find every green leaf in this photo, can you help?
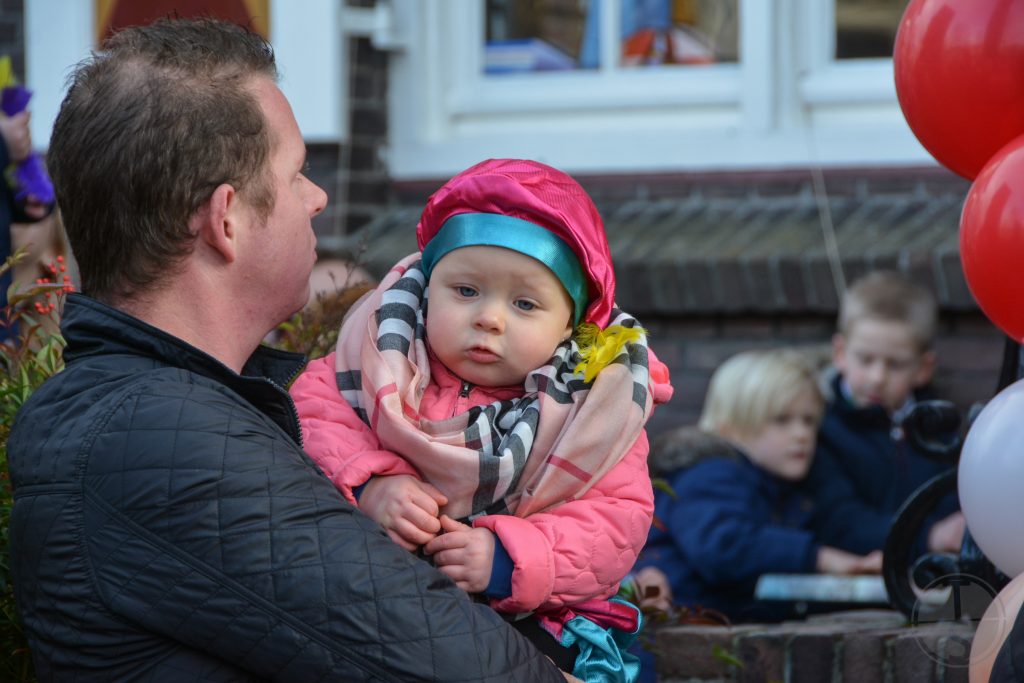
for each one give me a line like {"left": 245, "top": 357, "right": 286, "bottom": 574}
{"left": 712, "top": 644, "right": 745, "bottom": 670}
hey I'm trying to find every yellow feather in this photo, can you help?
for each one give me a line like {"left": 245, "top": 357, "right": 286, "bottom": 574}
{"left": 0, "top": 57, "right": 13, "bottom": 89}
{"left": 573, "top": 323, "right": 645, "bottom": 383}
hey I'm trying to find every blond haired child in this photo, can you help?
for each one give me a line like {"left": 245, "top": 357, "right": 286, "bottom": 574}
{"left": 291, "top": 159, "right": 673, "bottom": 681}
{"left": 635, "top": 349, "right": 880, "bottom": 623}
{"left": 805, "top": 271, "right": 963, "bottom": 555}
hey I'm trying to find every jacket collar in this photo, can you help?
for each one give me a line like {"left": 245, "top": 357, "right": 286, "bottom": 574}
{"left": 60, "top": 293, "right": 307, "bottom": 391}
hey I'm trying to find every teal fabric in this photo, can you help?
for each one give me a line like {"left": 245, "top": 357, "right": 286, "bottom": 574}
{"left": 420, "top": 212, "right": 588, "bottom": 325}
{"left": 561, "top": 598, "right": 642, "bottom": 683}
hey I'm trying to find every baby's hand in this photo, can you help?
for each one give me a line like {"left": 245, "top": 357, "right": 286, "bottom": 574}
{"left": 359, "top": 474, "right": 448, "bottom": 551}
{"left": 424, "top": 515, "right": 496, "bottom": 593}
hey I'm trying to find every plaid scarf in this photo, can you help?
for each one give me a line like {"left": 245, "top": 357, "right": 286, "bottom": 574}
{"left": 334, "top": 253, "right": 654, "bottom": 520}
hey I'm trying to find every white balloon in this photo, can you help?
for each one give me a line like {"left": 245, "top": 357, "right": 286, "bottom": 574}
{"left": 959, "top": 378, "right": 1024, "bottom": 578}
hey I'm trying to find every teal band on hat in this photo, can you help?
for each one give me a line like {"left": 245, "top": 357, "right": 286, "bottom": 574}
{"left": 421, "top": 212, "right": 588, "bottom": 325}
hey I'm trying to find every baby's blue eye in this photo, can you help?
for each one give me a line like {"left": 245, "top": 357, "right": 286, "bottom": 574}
{"left": 457, "top": 286, "right": 477, "bottom": 297}
{"left": 515, "top": 300, "right": 536, "bottom": 311}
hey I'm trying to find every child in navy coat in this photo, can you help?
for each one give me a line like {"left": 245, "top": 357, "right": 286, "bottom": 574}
{"left": 636, "top": 349, "right": 882, "bottom": 623}
{"left": 802, "top": 271, "right": 962, "bottom": 556}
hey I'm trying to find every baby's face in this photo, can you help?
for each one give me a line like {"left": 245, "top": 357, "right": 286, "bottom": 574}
{"left": 833, "top": 318, "right": 934, "bottom": 413}
{"left": 425, "top": 246, "right": 573, "bottom": 387}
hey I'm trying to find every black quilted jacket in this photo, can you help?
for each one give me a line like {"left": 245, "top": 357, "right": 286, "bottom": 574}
{"left": 8, "top": 294, "right": 562, "bottom": 682}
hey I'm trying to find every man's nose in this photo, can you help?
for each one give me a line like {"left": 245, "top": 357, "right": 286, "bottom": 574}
{"left": 304, "top": 176, "right": 328, "bottom": 217}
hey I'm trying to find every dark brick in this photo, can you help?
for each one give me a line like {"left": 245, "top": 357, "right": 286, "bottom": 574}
{"left": 347, "top": 177, "right": 390, "bottom": 205}
{"left": 715, "top": 257, "right": 748, "bottom": 313}
{"left": 937, "top": 248, "right": 976, "bottom": 311}
{"left": 790, "top": 631, "right": 838, "bottom": 683}
{"left": 684, "top": 339, "right": 776, "bottom": 372}
{"left": 940, "top": 633, "right": 972, "bottom": 683}
{"left": 348, "top": 142, "right": 382, "bottom": 172}
{"left": 933, "top": 337, "right": 1007, "bottom": 372}
{"left": 741, "top": 257, "right": 777, "bottom": 312}
{"left": 350, "top": 109, "right": 387, "bottom": 138}
{"left": 680, "top": 259, "right": 716, "bottom": 314}
{"left": 893, "top": 631, "right": 938, "bottom": 683}
{"left": 842, "top": 630, "right": 897, "bottom": 682}
{"left": 775, "top": 255, "right": 808, "bottom": 311}
{"left": 718, "top": 316, "right": 775, "bottom": 338}
{"left": 736, "top": 631, "right": 785, "bottom": 683}
{"left": 351, "top": 70, "right": 384, "bottom": 101}
{"left": 655, "top": 625, "right": 744, "bottom": 679}
{"left": 775, "top": 316, "right": 834, "bottom": 341}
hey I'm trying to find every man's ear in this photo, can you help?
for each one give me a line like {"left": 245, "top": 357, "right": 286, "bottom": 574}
{"left": 914, "top": 349, "right": 937, "bottom": 388}
{"left": 190, "top": 183, "right": 239, "bottom": 263}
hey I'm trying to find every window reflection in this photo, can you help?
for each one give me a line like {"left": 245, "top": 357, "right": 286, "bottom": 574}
{"left": 484, "top": 0, "right": 739, "bottom": 75}
{"left": 835, "top": 0, "right": 910, "bottom": 59}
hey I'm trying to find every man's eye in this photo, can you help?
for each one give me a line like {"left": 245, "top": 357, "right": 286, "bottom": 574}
{"left": 514, "top": 300, "right": 536, "bottom": 311}
{"left": 456, "top": 286, "right": 477, "bottom": 297}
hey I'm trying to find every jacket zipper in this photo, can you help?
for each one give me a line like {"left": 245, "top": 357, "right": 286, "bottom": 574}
{"left": 454, "top": 380, "right": 472, "bottom": 418}
{"left": 266, "top": 377, "right": 304, "bottom": 449}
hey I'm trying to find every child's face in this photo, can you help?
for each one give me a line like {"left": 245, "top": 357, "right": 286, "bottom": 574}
{"left": 832, "top": 318, "right": 935, "bottom": 413}
{"left": 425, "top": 245, "right": 573, "bottom": 387}
{"left": 730, "top": 388, "right": 821, "bottom": 482}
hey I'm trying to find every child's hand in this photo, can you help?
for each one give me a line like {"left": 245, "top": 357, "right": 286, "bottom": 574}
{"left": 927, "top": 511, "right": 966, "bottom": 553}
{"left": 0, "top": 110, "right": 31, "bottom": 162}
{"left": 816, "top": 546, "right": 883, "bottom": 575}
{"left": 632, "top": 566, "right": 673, "bottom": 613}
{"left": 359, "top": 474, "right": 448, "bottom": 551}
{"left": 424, "top": 515, "right": 496, "bottom": 593}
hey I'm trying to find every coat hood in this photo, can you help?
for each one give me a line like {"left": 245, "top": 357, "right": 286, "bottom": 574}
{"left": 416, "top": 158, "right": 616, "bottom": 327}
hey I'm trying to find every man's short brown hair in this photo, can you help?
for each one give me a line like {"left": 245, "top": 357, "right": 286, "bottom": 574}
{"left": 48, "top": 18, "right": 278, "bottom": 303}
{"left": 838, "top": 271, "right": 938, "bottom": 350}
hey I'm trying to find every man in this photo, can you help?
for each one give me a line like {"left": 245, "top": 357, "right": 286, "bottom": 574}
{"left": 7, "top": 19, "right": 564, "bottom": 681}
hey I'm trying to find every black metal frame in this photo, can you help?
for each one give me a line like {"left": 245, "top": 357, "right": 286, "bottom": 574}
{"left": 881, "top": 337, "right": 1020, "bottom": 618}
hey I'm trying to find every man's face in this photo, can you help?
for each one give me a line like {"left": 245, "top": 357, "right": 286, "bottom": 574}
{"left": 241, "top": 78, "right": 327, "bottom": 326}
{"left": 833, "top": 318, "right": 935, "bottom": 413}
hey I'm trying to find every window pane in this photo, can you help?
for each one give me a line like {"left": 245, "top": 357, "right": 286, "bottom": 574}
{"left": 485, "top": 0, "right": 593, "bottom": 75}
{"left": 619, "top": 0, "right": 738, "bottom": 67}
{"left": 835, "top": 0, "right": 910, "bottom": 59}
{"left": 483, "top": 0, "right": 738, "bottom": 75}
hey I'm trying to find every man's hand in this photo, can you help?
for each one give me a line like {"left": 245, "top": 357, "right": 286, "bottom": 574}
{"left": 359, "top": 474, "right": 447, "bottom": 551}
{"left": 0, "top": 111, "right": 31, "bottom": 162}
{"left": 928, "top": 511, "right": 966, "bottom": 553}
{"left": 424, "top": 515, "right": 496, "bottom": 593}
{"left": 816, "top": 546, "right": 883, "bottom": 575}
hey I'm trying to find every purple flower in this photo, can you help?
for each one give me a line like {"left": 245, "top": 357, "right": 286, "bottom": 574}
{"left": 2, "top": 84, "right": 55, "bottom": 205}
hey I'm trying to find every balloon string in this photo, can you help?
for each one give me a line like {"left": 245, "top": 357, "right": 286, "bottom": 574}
{"left": 805, "top": 129, "right": 847, "bottom": 298}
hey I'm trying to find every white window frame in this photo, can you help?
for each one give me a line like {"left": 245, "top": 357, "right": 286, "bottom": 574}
{"left": 387, "top": 0, "right": 934, "bottom": 180}
{"left": 24, "top": 0, "right": 343, "bottom": 147}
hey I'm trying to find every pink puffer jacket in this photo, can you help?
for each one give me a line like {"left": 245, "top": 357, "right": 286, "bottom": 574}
{"left": 292, "top": 349, "right": 670, "bottom": 613}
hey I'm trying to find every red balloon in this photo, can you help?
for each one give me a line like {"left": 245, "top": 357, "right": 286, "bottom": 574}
{"left": 895, "top": 0, "right": 1024, "bottom": 180}
{"left": 960, "top": 134, "right": 1024, "bottom": 341}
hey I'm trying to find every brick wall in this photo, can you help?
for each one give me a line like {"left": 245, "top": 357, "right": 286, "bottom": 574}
{"left": 308, "top": 3, "right": 392, "bottom": 255}
{"left": 652, "top": 610, "right": 974, "bottom": 683}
